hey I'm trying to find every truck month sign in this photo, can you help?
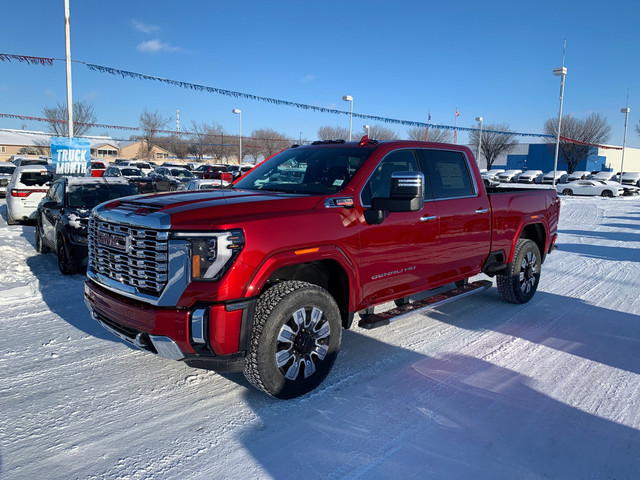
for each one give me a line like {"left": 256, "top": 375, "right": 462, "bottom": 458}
{"left": 50, "top": 137, "right": 91, "bottom": 175}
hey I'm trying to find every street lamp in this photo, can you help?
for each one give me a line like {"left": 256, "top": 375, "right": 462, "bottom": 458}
{"left": 232, "top": 109, "right": 242, "bottom": 163}
{"left": 364, "top": 124, "right": 370, "bottom": 138}
{"left": 620, "top": 106, "right": 630, "bottom": 185}
{"left": 475, "top": 116, "right": 483, "bottom": 165}
{"left": 552, "top": 41, "right": 567, "bottom": 188}
{"left": 342, "top": 95, "right": 353, "bottom": 141}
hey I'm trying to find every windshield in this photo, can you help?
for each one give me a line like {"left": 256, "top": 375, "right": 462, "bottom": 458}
{"left": 234, "top": 146, "right": 373, "bottom": 194}
{"left": 0, "top": 166, "right": 16, "bottom": 174}
{"left": 170, "top": 169, "right": 194, "bottom": 178}
{"left": 67, "top": 183, "right": 138, "bottom": 208}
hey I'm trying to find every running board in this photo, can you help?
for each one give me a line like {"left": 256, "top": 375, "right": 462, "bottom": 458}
{"left": 358, "top": 280, "right": 493, "bottom": 330}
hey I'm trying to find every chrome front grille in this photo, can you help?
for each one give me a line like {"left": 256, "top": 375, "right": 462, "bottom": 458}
{"left": 88, "top": 218, "right": 169, "bottom": 295}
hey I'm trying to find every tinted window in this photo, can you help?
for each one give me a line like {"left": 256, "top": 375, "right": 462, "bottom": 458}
{"left": 420, "top": 150, "right": 475, "bottom": 199}
{"left": 362, "top": 149, "right": 420, "bottom": 205}
{"left": 19, "top": 171, "right": 51, "bottom": 187}
{"left": 0, "top": 165, "right": 16, "bottom": 174}
{"left": 67, "top": 183, "right": 138, "bottom": 208}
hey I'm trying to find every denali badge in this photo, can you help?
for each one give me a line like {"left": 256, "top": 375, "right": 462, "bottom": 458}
{"left": 96, "top": 231, "right": 128, "bottom": 252}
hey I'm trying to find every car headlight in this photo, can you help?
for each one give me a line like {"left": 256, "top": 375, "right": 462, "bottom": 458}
{"left": 173, "top": 230, "right": 244, "bottom": 281}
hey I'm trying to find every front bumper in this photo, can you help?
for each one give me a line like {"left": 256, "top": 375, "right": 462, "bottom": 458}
{"left": 84, "top": 279, "right": 252, "bottom": 372}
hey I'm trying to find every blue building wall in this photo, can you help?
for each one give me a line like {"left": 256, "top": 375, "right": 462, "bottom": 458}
{"left": 506, "top": 144, "right": 609, "bottom": 172}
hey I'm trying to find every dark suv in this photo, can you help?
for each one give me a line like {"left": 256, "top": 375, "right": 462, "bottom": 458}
{"left": 35, "top": 177, "right": 138, "bottom": 274}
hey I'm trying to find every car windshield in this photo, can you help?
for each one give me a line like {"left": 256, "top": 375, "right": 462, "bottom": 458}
{"left": 20, "top": 171, "right": 51, "bottom": 187}
{"left": 0, "top": 165, "right": 16, "bottom": 174}
{"left": 67, "top": 183, "right": 138, "bottom": 208}
{"left": 170, "top": 169, "right": 194, "bottom": 178}
{"left": 136, "top": 163, "right": 151, "bottom": 169}
{"left": 234, "top": 146, "right": 373, "bottom": 195}
{"left": 121, "top": 168, "right": 142, "bottom": 177}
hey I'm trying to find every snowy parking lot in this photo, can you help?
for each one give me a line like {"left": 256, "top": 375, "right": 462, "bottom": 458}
{"left": 1, "top": 195, "right": 639, "bottom": 479}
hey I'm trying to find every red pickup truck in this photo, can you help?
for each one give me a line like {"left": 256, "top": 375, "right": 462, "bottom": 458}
{"left": 84, "top": 138, "right": 559, "bottom": 398}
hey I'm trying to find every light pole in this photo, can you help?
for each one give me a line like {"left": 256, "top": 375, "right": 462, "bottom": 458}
{"left": 475, "top": 116, "right": 483, "bottom": 165}
{"left": 620, "top": 106, "right": 630, "bottom": 185}
{"left": 342, "top": 95, "right": 353, "bottom": 141}
{"left": 232, "top": 109, "right": 242, "bottom": 163}
{"left": 64, "top": 0, "right": 74, "bottom": 138}
{"left": 364, "top": 124, "right": 370, "bottom": 138}
{"left": 552, "top": 40, "right": 567, "bottom": 188}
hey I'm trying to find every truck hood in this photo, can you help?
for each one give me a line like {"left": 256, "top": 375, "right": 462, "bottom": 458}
{"left": 103, "top": 188, "right": 323, "bottom": 229}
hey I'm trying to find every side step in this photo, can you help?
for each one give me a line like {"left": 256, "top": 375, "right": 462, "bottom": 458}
{"left": 358, "top": 280, "right": 492, "bottom": 330}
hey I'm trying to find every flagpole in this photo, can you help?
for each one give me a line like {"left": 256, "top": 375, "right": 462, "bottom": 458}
{"left": 425, "top": 110, "right": 430, "bottom": 141}
{"left": 454, "top": 107, "right": 459, "bottom": 144}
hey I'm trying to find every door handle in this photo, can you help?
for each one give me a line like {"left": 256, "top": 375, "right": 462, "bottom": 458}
{"left": 475, "top": 208, "right": 489, "bottom": 214}
{"left": 420, "top": 215, "right": 437, "bottom": 222}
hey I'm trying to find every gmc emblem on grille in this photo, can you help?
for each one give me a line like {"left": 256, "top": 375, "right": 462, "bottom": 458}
{"left": 97, "top": 231, "right": 128, "bottom": 252}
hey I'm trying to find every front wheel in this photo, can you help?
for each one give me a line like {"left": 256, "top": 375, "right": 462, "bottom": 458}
{"left": 601, "top": 190, "right": 613, "bottom": 198}
{"left": 497, "top": 239, "right": 541, "bottom": 304}
{"left": 244, "top": 281, "right": 342, "bottom": 399}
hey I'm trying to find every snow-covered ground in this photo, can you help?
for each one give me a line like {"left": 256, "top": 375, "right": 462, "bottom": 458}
{"left": 1, "top": 196, "right": 639, "bottom": 480}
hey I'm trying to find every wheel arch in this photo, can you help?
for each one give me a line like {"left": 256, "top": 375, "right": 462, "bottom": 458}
{"left": 509, "top": 221, "right": 548, "bottom": 264}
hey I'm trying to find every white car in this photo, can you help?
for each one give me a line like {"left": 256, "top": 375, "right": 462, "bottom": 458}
{"left": 542, "top": 170, "right": 568, "bottom": 184}
{"left": 497, "top": 169, "right": 523, "bottom": 183}
{"left": 0, "top": 161, "right": 17, "bottom": 197}
{"left": 481, "top": 169, "right": 504, "bottom": 187}
{"left": 566, "top": 170, "right": 590, "bottom": 181}
{"left": 118, "top": 160, "right": 154, "bottom": 176}
{"left": 517, "top": 170, "right": 543, "bottom": 183}
{"left": 557, "top": 180, "right": 624, "bottom": 197}
{"left": 180, "top": 179, "right": 230, "bottom": 191}
{"left": 6, "top": 165, "right": 54, "bottom": 224}
{"left": 617, "top": 172, "right": 640, "bottom": 186}
{"left": 588, "top": 171, "right": 615, "bottom": 181}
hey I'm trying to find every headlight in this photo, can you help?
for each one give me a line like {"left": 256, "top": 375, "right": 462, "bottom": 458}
{"left": 173, "top": 230, "right": 244, "bottom": 281}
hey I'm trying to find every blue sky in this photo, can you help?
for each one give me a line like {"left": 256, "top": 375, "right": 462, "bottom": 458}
{"left": 1, "top": 0, "right": 639, "bottom": 147}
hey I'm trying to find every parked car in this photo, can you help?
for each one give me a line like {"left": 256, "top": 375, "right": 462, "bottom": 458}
{"left": 194, "top": 164, "right": 233, "bottom": 182}
{"left": 117, "top": 160, "right": 154, "bottom": 176}
{"left": 11, "top": 156, "right": 50, "bottom": 167}
{"left": 35, "top": 177, "right": 138, "bottom": 274}
{"left": 517, "top": 170, "right": 543, "bottom": 184}
{"left": 104, "top": 165, "right": 156, "bottom": 193}
{"left": 566, "top": 170, "right": 590, "bottom": 181}
{"left": 0, "top": 161, "right": 17, "bottom": 197}
{"left": 541, "top": 170, "right": 568, "bottom": 184}
{"left": 90, "top": 160, "right": 107, "bottom": 177}
{"left": 149, "top": 167, "right": 195, "bottom": 191}
{"left": 497, "top": 169, "right": 523, "bottom": 183}
{"left": 480, "top": 169, "right": 503, "bottom": 187}
{"left": 180, "top": 179, "right": 230, "bottom": 191}
{"left": 557, "top": 180, "right": 624, "bottom": 197}
{"left": 6, "top": 165, "right": 54, "bottom": 225}
{"left": 228, "top": 164, "right": 255, "bottom": 180}
{"left": 615, "top": 172, "right": 640, "bottom": 186}
{"left": 588, "top": 171, "right": 615, "bottom": 181}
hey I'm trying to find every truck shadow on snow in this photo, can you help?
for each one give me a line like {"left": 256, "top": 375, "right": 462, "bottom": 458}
{"left": 231, "top": 324, "right": 640, "bottom": 479}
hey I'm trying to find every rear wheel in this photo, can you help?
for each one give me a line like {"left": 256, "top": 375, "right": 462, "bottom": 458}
{"left": 57, "top": 237, "right": 78, "bottom": 275}
{"left": 244, "top": 281, "right": 342, "bottom": 399}
{"left": 497, "top": 239, "right": 541, "bottom": 304}
{"left": 562, "top": 189, "right": 573, "bottom": 196}
{"left": 6, "top": 209, "right": 18, "bottom": 225}
{"left": 35, "top": 223, "right": 50, "bottom": 253}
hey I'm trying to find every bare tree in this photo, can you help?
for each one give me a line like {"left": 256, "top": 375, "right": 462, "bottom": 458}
{"left": 251, "top": 128, "right": 291, "bottom": 158}
{"left": 18, "top": 146, "right": 42, "bottom": 155}
{"left": 42, "top": 100, "right": 97, "bottom": 137}
{"left": 544, "top": 113, "right": 611, "bottom": 174}
{"left": 468, "top": 123, "right": 518, "bottom": 169}
{"left": 635, "top": 119, "right": 640, "bottom": 139}
{"left": 407, "top": 127, "right": 453, "bottom": 143}
{"left": 358, "top": 124, "right": 399, "bottom": 141}
{"left": 317, "top": 126, "right": 349, "bottom": 141}
{"left": 189, "top": 121, "right": 225, "bottom": 160}
{"left": 138, "top": 108, "right": 171, "bottom": 158}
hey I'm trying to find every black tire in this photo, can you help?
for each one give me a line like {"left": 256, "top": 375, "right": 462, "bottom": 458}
{"left": 169, "top": 184, "right": 176, "bottom": 192}
{"left": 601, "top": 190, "right": 613, "bottom": 198}
{"left": 562, "top": 189, "right": 573, "bottom": 196}
{"left": 497, "top": 239, "right": 541, "bottom": 304}
{"left": 244, "top": 281, "right": 342, "bottom": 399}
{"left": 35, "top": 223, "right": 51, "bottom": 254}
{"left": 57, "top": 237, "right": 78, "bottom": 275}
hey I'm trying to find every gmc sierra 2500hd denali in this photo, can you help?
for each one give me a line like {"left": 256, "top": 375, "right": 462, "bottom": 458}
{"left": 84, "top": 137, "right": 559, "bottom": 398}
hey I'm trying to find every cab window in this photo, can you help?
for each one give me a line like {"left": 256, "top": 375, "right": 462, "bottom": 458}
{"left": 361, "top": 149, "right": 421, "bottom": 206}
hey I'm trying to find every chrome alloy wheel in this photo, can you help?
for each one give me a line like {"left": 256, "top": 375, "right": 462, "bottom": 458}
{"left": 276, "top": 307, "right": 331, "bottom": 380}
{"left": 519, "top": 251, "right": 538, "bottom": 294}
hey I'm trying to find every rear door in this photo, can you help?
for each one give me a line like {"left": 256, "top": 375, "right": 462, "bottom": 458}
{"left": 417, "top": 148, "right": 491, "bottom": 283}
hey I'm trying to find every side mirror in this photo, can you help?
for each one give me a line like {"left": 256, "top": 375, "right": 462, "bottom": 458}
{"left": 41, "top": 200, "right": 61, "bottom": 209}
{"left": 365, "top": 171, "right": 425, "bottom": 225}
